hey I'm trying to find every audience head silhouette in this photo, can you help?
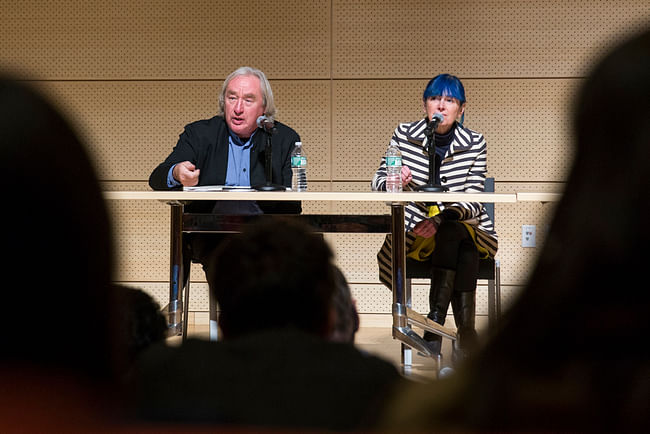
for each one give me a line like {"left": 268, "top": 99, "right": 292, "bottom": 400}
{"left": 137, "top": 217, "right": 402, "bottom": 431}
{"left": 520, "top": 28, "right": 650, "bottom": 358}
{"left": 0, "top": 77, "right": 123, "bottom": 381}
{"left": 380, "top": 29, "right": 650, "bottom": 433}
{"left": 114, "top": 285, "right": 168, "bottom": 365}
{"left": 207, "top": 217, "right": 337, "bottom": 340}
{"left": 329, "top": 265, "right": 360, "bottom": 343}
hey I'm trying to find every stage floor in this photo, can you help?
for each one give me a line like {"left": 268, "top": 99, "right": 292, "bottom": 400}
{"left": 176, "top": 313, "right": 491, "bottom": 382}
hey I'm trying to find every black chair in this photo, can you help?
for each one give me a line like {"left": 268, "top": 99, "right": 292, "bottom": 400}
{"left": 401, "top": 177, "right": 501, "bottom": 369}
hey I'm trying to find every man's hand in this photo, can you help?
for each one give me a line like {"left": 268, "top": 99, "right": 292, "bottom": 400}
{"left": 172, "top": 161, "right": 200, "bottom": 187}
{"left": 413, "top": 219, "right": 438, "bottom": 238}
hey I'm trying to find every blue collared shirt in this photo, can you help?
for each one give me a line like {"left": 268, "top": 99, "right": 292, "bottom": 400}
{"left": 166, "top": 130, "right": 256, "bottom": 188}
{"left": 167, "top": 129, "right": 261, "bottom": 214}
{"left": 224, "top": 131, "right": 255, "bottom": 186}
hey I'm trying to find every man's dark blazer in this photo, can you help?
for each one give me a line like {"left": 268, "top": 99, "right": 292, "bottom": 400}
{"left": 149, "top": 115, "right": 301, "bottom": 214}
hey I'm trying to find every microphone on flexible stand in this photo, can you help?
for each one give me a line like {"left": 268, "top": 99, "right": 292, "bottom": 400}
{"left": 253, "top": 115, "right": 285, "bottom": 191}
{"left": 424, "top": 113, "right": 444, "bottom": 138}
{"left": 256, "top": 115, "right": 277, "bottom": 134}
{"left": 416, "top": 113, "right": 448, "bottom": 192}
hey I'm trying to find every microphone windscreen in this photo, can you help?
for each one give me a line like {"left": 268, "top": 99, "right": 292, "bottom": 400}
{"left": 256, "top": 115, "right": 267, "bottom": 129}
{"left": 432, "top": 113, "right": 444, "bottom": 123}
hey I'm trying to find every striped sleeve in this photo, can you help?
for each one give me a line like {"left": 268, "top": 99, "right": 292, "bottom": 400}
{"left": 441, "top": 129, "right": 487, "bottom": 220}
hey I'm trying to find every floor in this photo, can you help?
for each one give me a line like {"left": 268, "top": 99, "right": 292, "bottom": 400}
{"left": 177, "top": 313, "right": 490, "bottom": 383}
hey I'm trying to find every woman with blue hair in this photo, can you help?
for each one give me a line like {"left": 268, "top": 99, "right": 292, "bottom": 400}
{"left": 372, "top": 73, "right": 498, "bottom": 364}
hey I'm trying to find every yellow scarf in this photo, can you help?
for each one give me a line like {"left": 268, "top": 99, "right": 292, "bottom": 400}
{"left": 407, "top": 205, "right": 489, "bottom": 261}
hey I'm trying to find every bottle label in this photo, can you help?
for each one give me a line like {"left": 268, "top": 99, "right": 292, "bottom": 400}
{"left": 291, "top": 156, "right": 307, "bottom": 167}
{"left": 386, "top": 156, "right": 402, "bottom": 167}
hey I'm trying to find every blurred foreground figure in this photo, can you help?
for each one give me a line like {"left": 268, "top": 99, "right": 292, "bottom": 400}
{"left": 0, "top": 77, "right": 128, "bottom": 430}
{"left": 379, "top": 29, "right": 650, "bottom": 433}
{"left": 329, "top": 265, "right": 360, "bottom": 344}
{"left": 135, "top": 218, "right": 404, "bottom": 431}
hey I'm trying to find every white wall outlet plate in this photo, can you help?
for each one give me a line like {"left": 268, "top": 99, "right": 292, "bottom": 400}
{"left": 522, "top": 224, "right": 536, "bottom": 248}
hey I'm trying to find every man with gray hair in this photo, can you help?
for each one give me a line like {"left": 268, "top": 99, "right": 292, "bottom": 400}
{"left": 149, "top": 66, "right": 301, "bottom": 269}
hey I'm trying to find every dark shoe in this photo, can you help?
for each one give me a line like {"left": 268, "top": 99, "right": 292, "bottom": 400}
{"left": 422, "top": 330, "right": 442, "bottom": 355}
{"left": 421, "top": 268, "right": 456, "bottom": 356}
{"left": 429, "top": 268, "right": 456, "bottom": 322}
{"left": 451, "top": 290, "right": 477, "bottom": 364}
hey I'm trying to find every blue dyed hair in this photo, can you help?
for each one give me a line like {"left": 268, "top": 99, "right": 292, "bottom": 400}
{"left": 423, "top": 74, "right": 466, "bottom": 124}
{"left": 423, "top": 74, "right": 466, "bottom": 103}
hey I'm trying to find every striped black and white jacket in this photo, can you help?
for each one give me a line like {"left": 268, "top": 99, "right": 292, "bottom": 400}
{"left": 372, "top": 118, "right": 498, "bottom": 289}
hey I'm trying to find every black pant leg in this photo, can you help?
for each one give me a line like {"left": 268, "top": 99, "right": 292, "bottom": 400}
{"left": 429, "top": 221, "right": 479, "bottom": 292}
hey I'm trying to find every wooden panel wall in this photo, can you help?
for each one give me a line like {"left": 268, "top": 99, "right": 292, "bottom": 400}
{"left": 2, "top": 0, "right": 648, "bottom": 319}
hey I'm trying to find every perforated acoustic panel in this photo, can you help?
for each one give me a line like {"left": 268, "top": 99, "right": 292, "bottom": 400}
{"left": 1, "top": 0, "right": 331, "bottom": 79}
{"left": 495, "top": 182, "right": 561, "bottom": 286}
{"left": 5, "top": 1, "right": 648, "bottom": 318}
{"left": 333, "top": 79, "right": 580, "bottom": 183}
{"left": 117, "top": 282, "right": 210, "bottom": 314}
{"left": 37, "top": 80, "right": 331, "bottom": 181}
{"left": 104, "top": 182, "right": 171, "bottom": 282}
{"left": 333, "top": 0, "right": 650, "bottom": 78}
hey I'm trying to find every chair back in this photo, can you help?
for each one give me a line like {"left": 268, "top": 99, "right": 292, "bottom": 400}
{"left": 483, "top": 177, "right": 495, "bottom": 222}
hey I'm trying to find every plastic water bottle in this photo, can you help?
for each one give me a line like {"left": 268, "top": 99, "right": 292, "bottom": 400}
{"left": 385, "top": 143, "right": 402, "bottom": 192}
{"left": 291, "top": 141, "right": 307, "bottom": 191}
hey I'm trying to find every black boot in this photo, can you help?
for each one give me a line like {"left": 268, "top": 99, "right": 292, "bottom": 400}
{"left": 451, "top": 290, "right": 478, "bottom": 364}
{"left": 422, "top": 268, "right": 456, "bottom": 355}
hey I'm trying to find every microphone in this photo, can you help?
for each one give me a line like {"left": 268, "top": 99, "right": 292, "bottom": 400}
{"left": 256, "top": 115, "right": 275, "bottom": 133}
{"left": 416, "top": 112, "right": 448, "bottom": 191}
{"left": 428, "top": 113, "right": 444, "bottom": 130}
{"left": 253, "top": 115, "right": 284, "bottom": 191}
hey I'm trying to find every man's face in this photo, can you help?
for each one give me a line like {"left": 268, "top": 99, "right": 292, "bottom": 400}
{"left": 224, "top": 74, "right": 266, "bottom": 139}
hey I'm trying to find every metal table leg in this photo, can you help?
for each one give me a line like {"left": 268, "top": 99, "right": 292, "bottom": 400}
{"left": 390, "top": 202, "right": 437, "bottom": 361}
{"left": 488, "top": 272, "right": 496, "bottom": 330}
{"left": 165, "top": 201, "right": 185, "bottom": 336}
{"left": 495, "top": 259, "right": 502, "bottom": 322}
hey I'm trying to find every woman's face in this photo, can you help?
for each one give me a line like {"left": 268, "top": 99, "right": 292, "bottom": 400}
{"left": 423, "top": 95, "right": 466, "bottom": 134}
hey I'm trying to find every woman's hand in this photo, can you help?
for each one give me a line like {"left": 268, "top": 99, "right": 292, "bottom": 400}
{"left": 413, "top": 219, "right": 437, "bottom": 238}
{"left": 401, "top": 165, "right": 412, "bottom": 187}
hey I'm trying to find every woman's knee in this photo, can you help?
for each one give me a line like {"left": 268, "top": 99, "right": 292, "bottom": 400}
{"left": 436, "top": 220, "right": 470, "bottom": 244}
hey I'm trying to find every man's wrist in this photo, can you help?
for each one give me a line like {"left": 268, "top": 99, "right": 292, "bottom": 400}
{"left": 167, "top": 164, "right": 181, "bottom": 187}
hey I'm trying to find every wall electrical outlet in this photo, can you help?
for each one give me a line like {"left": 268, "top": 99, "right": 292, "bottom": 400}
{"left": 522, "top": 225, "right": 536, "bottom": 248}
